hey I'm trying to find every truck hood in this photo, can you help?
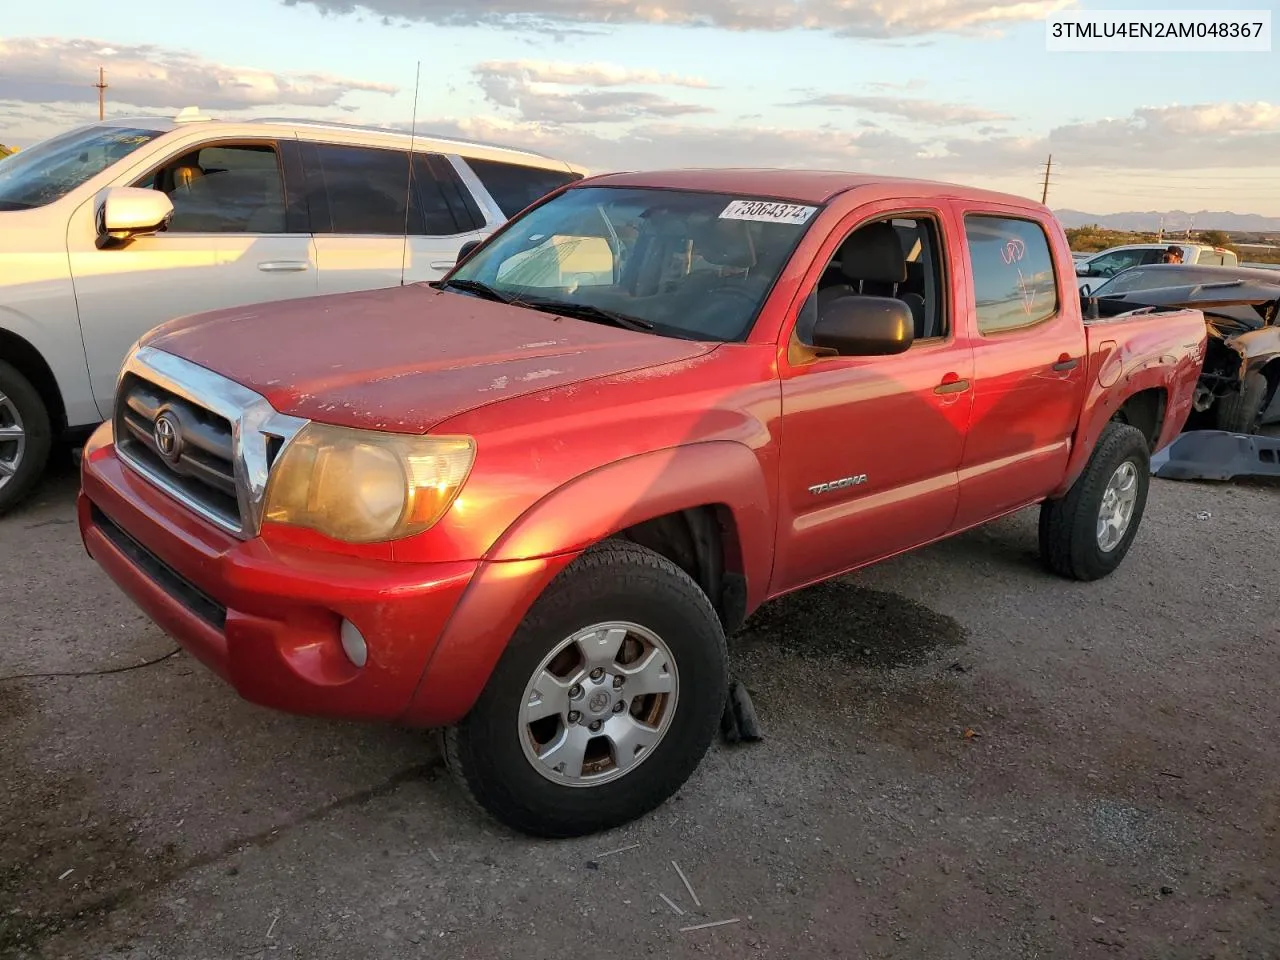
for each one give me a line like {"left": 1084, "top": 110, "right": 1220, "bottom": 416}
{"left": 142, "top": 283, "right": 717, "bottom": 433}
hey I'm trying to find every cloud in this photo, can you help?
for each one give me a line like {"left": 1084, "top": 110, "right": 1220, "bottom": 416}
{"left": 472, "top": 59, "right": 714, "bottom": 124}
{"left": 1017, "top": 101, "right": 1280, "bottom": 171}
{"left": 284, "top": 0, "right": 1077, "bottom": 38}
{"left": 781, "top": 94, "right": 1013, "bottom": 126}
{"left": 0, "top": 36, "right": 397, "bottom": 111}
{"left": 476, "top": 60, "right": 711, "bottom": 89}
{"left": 399, "top": 99, "right": 1280, "bottom": 185}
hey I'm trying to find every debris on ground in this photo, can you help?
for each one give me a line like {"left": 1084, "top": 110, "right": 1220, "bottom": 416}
{"left": 670, "top": 860, "right": 701, "bottom": 908}
{"left": 720, "top": 680, "right": 763, "bottom": 744}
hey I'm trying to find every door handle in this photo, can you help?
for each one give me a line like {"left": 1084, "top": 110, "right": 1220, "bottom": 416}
{"left": 1052, "top": 355, "right": 1080, "bottom": 372}
{"left": 934, "top": 377, "right": 970, "bottom": 395}
{"left": 429, "top": 260, "right": 455, "bottom": 271}
{"left": 258, "top": 261, "right": 309, "bottom": 273}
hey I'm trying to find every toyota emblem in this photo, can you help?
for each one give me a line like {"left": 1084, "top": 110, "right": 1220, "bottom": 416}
{"left": 153, "top": 411, "right": 182, "bottom": 462}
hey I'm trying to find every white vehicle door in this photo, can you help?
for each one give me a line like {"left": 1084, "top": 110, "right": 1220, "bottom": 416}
{"left": 68, "top": 139, "right": 317, "bottom": 416}
{"left": 301, "top": 142, "right": 488, "bottom": 295}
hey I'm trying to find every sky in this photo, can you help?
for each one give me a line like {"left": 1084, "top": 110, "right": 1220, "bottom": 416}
{"left": 1, "top": 0, "right": 1277, "bottom": 217}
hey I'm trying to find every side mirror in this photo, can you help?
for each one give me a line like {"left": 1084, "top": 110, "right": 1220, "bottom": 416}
{"left": 1075, "top": 264, "right": 1090, "bottom": 277}
{"left": 456, "top": 239, "right": 483, "bottom": 265}
{"left": 95, "top": 187, "right": 174, "bottom": 249}
{"left": 1080, "top": 283, "right": 1092, "bottom": 297}
{"left": 812, "top": 295, "right": 914, "bottom": 357}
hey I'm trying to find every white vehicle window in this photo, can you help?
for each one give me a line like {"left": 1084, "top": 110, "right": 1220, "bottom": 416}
{"left": 135, "top": 143, "right": 287, "bottom": 234}
{"left": 1086, "top": 249, "right": 1147, "bottom": 278}
{"left": 0, "top": 125, "right": 163, "bottom": 210}
{"left": 464, "top": 157, "right": 582, "bottom": 219}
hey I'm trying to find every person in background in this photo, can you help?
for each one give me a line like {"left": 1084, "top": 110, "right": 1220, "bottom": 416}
{"left": 1161, "top": 246, "right": 1184, "bottom": 264}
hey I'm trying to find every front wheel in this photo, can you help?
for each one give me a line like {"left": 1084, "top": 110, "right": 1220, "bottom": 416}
{"left": 1038, "top": 421, "right": 1151, "bottom": 582}
{"left": 0, "top": 360, "right": 54, "bottom": 517}
{"left": 443, "top": 540, "right": 728, "bottom": 838}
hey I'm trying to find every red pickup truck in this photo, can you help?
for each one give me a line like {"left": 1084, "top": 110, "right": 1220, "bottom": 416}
{"left": 78, "top": 169, "right": 1208, "bottom": 838}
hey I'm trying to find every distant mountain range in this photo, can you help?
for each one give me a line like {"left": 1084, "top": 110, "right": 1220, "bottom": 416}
{"left": 1054, "top": 209, "right": 1280, "bottom": 232}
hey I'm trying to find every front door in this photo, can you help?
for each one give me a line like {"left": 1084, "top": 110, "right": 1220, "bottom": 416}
{"left": 951, "top": 209, "right": 1088, "bottom": 529}
{"left": 772, "top": 205, "right": 975, "bottom": 593}
{"left": 299, "top": 142, "right": 488, "bottom": 296}
{"left": 69, "top": 139, "right": 316, "bottom": 417}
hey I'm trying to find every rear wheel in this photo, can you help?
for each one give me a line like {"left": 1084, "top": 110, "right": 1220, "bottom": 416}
{"left": 1038, "top": 421, "right": 1150, "bottom": 582}
{"left": 1214, "top": 371, "right": 1268, "bottom": 435}
{"left": 0, "top": 360, "right": 53, "bottom": 517}
{"left": 443, "top": 540, "right": 728, "bottom": 838}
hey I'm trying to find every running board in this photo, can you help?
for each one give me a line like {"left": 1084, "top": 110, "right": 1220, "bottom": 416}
{"left": 1151, "top": 430, "right": 1280, "bottom": 482}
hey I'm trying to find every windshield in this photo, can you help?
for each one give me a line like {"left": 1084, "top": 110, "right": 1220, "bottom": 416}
{"left": 445, "top": 185, "right": 819, "bottom": 341}
{"left": 0, "top": 124, "right": 164, "bottom": 210}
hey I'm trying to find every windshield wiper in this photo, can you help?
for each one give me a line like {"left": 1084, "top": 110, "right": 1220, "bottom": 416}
{"left": 521, "top": 297, "right": 654, "bottom": 332}
{"left": 434, "top": 278, "right": 513, "bottom": 304}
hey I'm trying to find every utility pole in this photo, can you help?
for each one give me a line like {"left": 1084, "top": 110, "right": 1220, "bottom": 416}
{"left": 1040, "top": 154, "right": 1053, "bottom": 205}
{"left": 93, "top": 67, "right": 107, "bottom": 121}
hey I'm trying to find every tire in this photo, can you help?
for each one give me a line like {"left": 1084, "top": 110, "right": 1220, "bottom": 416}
{"left": 443, "top": 539, "right": 728, "bottom": 838}
{"left": 1214, "top": 371, "right": 1268, "bottom": 435}
{"left": 1038, "top": 421, "right": 1150, "bottom": 582}
{"left": 0, "top": 360, "right": 53, "bottom": 517}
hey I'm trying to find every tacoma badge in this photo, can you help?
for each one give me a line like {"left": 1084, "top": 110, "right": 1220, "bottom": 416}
{"left": 808, "top": 475, "right": 868, "bottom": 495}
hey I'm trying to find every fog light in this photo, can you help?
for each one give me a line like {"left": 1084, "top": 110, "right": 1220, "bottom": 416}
{"left": 340, "top": 619, "right": 368, "bottom": 668}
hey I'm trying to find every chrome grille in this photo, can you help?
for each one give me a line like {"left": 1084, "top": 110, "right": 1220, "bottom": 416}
{"left": 113, "top": 346, "right": 310, "bottom": 539}
{"left": 116, "top": 372, "right": 241, "bottom": 529}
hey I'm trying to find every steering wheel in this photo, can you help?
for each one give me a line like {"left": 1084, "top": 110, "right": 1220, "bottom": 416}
{"left": 686, "top": 284, "right": 763, "bottom": 339}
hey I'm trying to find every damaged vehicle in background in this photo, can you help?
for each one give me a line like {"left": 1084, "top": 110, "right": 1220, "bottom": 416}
{"left": 1085, "top": 263, "right": 1280, "bottom": 434}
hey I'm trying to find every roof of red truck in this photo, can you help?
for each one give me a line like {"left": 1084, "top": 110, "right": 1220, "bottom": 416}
{"left": 579, "top": 168, "right": 1045, "bottom": 210}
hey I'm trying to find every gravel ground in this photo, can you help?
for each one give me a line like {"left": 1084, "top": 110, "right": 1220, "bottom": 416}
{"left": 2, "top": 444, "right": 1278, "bottom": 960}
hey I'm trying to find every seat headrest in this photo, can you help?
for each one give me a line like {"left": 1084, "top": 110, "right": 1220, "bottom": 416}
{"left": 837, "top": 221, "right": 907, "bottom": 285}
{"left": 691, "top": 218, "right": 757, "bottom": 269}
{"left": 172, "top": 165, "right": 205, "bottom": 190}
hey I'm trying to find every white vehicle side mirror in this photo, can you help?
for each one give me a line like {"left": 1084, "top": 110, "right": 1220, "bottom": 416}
{"left": 95, "top": 187, "right": 174, "bottom": 249}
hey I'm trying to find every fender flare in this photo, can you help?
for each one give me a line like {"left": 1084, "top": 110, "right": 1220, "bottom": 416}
{"left": 397, "top": 441, "right": 775, "bottom": 727}
{"left": 1050, "top": 363, "right": 1185, "bottom": 499}
{"left": 486, "top": 440, "right": 774, "bottom": 596}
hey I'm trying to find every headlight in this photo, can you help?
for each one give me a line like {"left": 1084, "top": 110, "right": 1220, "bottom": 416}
{"left": 263, "top": 423, "right": 475, "bottom": 543}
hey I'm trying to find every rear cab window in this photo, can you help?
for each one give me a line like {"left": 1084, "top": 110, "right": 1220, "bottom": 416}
{"left": 463, "top": 158, "right": 582, "bottom": 219}
{"left": 963, "top": 214, "right": 1060, "bottom": 334}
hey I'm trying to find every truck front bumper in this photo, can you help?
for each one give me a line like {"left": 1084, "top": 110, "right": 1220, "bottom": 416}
{"left": 78, "top": 423, "right": 481, "bottom": 724}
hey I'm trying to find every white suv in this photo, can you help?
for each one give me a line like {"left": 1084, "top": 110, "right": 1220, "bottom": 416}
{"left": 0, "top": 110, "right": 588, "bottom": 513}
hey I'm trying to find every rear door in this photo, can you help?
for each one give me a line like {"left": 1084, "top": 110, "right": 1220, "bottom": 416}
{"left": 951, "top": 207, "right": 1088, "bottom": 529}
{"left": 69, "top": 137, "right": 316, "bottom": 417}
{"left": 301, "top": 142, "right": 489, "bottom": 295}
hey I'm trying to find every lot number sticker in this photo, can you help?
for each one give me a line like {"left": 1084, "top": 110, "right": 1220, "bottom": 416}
{"left": 719, "top": 200, "right": 817, "bottom": 225}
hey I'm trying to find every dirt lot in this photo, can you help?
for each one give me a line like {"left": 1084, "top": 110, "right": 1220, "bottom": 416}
{"left": 2, "top": 450, "right": 1278, "bottom": 960}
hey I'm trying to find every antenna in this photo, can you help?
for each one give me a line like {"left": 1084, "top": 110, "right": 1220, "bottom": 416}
{"left": 399, "top": 60, "right": 422, "bottom": 287}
